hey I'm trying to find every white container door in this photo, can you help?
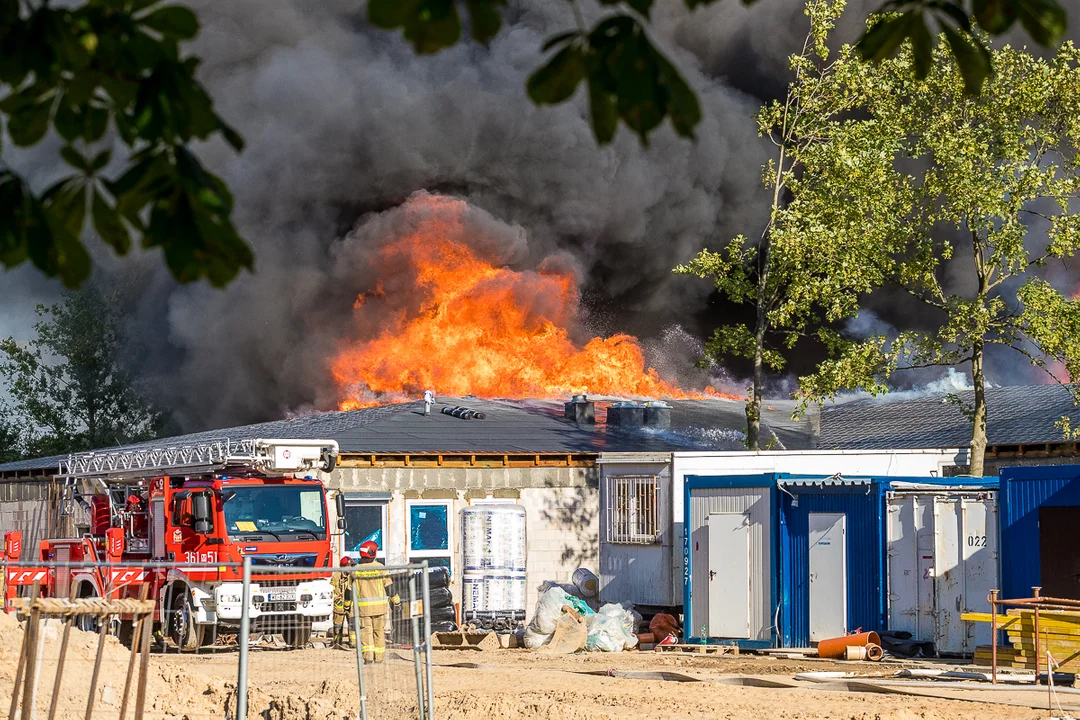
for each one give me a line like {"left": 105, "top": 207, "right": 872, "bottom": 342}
{"left": 932, "top": 497, "right": 963, "bottom": 654}
{"left": 707, "top": 513, "right": 750, "bottom": 638}
{"left": 809, "top": 512, "right": 847, "bottom": 642}
{"left": 887, "top": 494, "right": 935, "bottom": 642}
{"left": 959, "top": 495, "right": 998, "bottom": 652}
{"left": 933, "top": 494, "right": 998, "bottom": 654}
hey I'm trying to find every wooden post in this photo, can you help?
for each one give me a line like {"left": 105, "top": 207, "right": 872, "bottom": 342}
{"left": 133, "top": 587, "right": 156, "bottom": 720}
{"left": 46, "top": 584, "right": 79, "bottom": 720}
{"left": 8, "top": 584, "right": 39, "bottom": 720}
{"left": 19, "top": 592, "right": 42, "bottom": 720}
{"left": 7, "top": 599, "right": 31, "bottom": 720}
{"left": 119, "top": 583, "right": 151, "bottom": 720}
{"left": 84, "top": 617, "right": 109, "bottom": 720}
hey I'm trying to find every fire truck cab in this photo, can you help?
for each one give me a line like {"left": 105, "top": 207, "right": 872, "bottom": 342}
{"left": 10, "top": 438, "right": 340, "bottom": 651}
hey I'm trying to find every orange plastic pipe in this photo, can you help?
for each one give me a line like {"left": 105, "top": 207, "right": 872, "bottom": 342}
{"left": 816, "top": 631, "right": 881, "bottom": 659}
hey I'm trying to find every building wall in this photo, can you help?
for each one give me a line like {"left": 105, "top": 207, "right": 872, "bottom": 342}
{"left": 324, "top": 465, "right": 599, "bottom": 616}
{"left": 0, "top": 481, "right": 54, "bottom": 557}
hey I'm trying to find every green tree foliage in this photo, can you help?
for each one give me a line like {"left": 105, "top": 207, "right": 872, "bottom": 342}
{"left": 675, "top": 0, "right": 884, "bottom": 449}
{"left": 0, "top": 407, "right": 23, "bottom": 463}
{"left": 367, "top": 0, "right": 1067, "bottom": 147}
{"left": 795, "top": 40, "right": 1080, "bottom": 476}
{"left": 0, "top": 287, "right": 166, "bottom": 459}
{"left": 0, "top": 0, "right": 249, "bottom": 289}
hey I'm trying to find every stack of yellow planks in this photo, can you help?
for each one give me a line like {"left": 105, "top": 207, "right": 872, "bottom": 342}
{"left": 962, "top": 610, "right": 1080, "bottom": 673}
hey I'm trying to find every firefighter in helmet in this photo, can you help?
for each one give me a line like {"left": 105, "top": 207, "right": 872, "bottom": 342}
{"left": 332, "top": 556, "right": 355, "bottom": 648}
{"left": 354, "top": 540, "right": 400, "bottom": 663}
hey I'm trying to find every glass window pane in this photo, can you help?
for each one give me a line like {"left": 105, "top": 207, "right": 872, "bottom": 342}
{"left": 409, "top": 504, "right": 449, "bottom": 551}
{"left": 223, "top": 486, "right": 326, "bottom": 540}
{"left": 343, "top": 504, "right": 384, "bottom": 554}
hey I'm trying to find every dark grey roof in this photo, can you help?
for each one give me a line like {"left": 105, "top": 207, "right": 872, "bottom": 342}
{"left": 5, "top": 385, "right": 1073, "bottom": 476}
{"left": 0, "top": 454, "right": 66, "bottom": 474}
{"left": 818, "top": 384, "right": 1080, "bottom": 450}
{"left": 0, "top": 395, "right": 814, "bottom": 475}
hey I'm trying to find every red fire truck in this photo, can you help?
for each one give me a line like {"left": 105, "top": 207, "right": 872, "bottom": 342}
{"left": 3, "top": 438, "right": 340, "bottom": 650}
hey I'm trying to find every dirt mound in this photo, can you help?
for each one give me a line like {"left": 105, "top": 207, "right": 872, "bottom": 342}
{"left": 0, "top": 610, "right": 228, "bottom": 720}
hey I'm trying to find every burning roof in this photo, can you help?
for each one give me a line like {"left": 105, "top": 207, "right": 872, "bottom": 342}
{"left": 329, "top": 194, "right": 736, "bottom": 409}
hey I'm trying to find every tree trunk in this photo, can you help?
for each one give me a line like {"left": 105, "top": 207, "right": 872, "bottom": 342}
{"left": 746, "top": 343, "right": 763, "bottom": 451}
{"left": 746, "top": 241, "right": 771, "bottom": 451}
{"left": 969, "top": 341, "right": 987, "bottom": 477}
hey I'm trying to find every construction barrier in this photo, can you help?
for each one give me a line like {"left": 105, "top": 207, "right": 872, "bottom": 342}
{"left": 0, "top": 559, "right": 435, "bottom": 720}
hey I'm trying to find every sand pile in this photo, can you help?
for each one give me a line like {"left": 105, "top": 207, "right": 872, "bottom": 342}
{"left": 0, "top": 610, "right": 228, "bottom": 719}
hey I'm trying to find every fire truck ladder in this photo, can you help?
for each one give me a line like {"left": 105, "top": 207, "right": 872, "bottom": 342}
{"left": 58, "top": 438, "right": 340, "bottom": 480}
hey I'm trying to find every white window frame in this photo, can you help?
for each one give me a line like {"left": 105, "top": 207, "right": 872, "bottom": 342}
{"left": 341, "top": 500, "right": 388, "bottom": 561}
{"left": 405, "top": 500, "right": 454, "bottom": 569}
{"left": 605, "top": 474, "right": 660, "bottom": 545}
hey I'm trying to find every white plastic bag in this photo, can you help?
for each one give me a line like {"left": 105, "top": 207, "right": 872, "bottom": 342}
{"left": 585, "top": 614, "right": 623, "bottom": 652}
{"left": 528, "top": 587, "right": 571, "bottom": 636}
{"left": 523, "top": 627, "right": 552, "bottom": 649}
{"left": 585, "top": 603, "right": 639, "bottom": 652}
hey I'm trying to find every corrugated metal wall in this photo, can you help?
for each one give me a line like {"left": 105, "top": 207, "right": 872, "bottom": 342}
{"left": 687, "top": 482, "right": 774, "bottom": 642}
{"left": 599, "top": 461, "right": 674, "bottom": 606}
{"left": 779, "top": 483, "right": 886, "bottom": 648}
{"left": 1000, "top": 465, "right": 1080, "bottom": 599}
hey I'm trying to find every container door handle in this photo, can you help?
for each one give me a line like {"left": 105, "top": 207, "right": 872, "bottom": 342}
{"left": 956, "top": 595, "right": 962, "bottom": 611}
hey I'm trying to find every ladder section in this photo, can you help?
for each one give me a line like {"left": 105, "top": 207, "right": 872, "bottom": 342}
{"left": 60, "top": 438, "right": 340, "bottom": 479}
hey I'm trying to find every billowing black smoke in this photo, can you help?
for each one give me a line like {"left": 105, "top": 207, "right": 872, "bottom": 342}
{"left": 3, "top": 0, "right": 1078, "bottom": 430}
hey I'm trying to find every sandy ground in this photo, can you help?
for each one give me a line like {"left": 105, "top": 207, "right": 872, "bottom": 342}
{"left": 3, "top": 611, "right": 1077, "bottom": 720}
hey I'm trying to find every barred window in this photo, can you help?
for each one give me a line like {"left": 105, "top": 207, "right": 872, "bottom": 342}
{"left": 605, "top": 475, "right": 660, "bottom": 544}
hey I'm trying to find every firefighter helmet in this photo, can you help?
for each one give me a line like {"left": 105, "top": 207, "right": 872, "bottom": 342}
{"left": 359, "top": 541, "right": 378, "bottom": 559}
{"left": 340, "top": 556, "right": 353, "bottom": 567}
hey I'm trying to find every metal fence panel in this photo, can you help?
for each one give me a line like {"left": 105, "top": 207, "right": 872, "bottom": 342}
{"left": 236, "top": 559, "right": 433, "bottom": 720}
{"left": 1, "top": 560, "right": 434, "bottom": 720}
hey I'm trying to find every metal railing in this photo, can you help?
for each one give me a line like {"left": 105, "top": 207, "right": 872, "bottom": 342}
{"left": 987, "top": 586, "right": 1080, "bottom": 685}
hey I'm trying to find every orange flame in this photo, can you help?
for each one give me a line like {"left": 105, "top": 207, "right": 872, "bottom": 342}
{"left": 332, "top": 196, "right": 730, "bottom": 409}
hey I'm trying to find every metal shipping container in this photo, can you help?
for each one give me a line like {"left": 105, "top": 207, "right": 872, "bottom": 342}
{"left": 885, "top": 481, "right": 998, "bottom": 655}
{"left": 598, "top": 454, "right": 673, "bottom": 607}
{"left": 599, "top": 449, "right": 965, "bottom": 609}
{"left": 999, "top": 464, "right": 1080, "bottom": 601}
{"left": 777, "top": 476, "right": 886, "bottom": 648}
{"left": 684, "top": 474, "right": 776, "bottom": 646}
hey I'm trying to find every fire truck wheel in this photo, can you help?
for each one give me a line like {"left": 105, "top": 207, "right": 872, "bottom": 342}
{"left": 282, "top": 622, "right": 312, "bottom": 649}
{"left": 75, "top": 584, "right": 101, "bottom": 633}
{"left": 168, "top": 589, "right": 204, "bottom": 652}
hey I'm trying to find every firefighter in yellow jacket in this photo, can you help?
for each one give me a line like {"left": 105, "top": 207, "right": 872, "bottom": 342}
{"left": 354, "top": 541, "right": 400, "bottom": 662}
{"left": 332, "top": 556, "right": 356, "bottom": 647}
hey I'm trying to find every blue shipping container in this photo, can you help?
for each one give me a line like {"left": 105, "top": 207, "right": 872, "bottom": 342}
{"left": 999, "top": 464, "right": 1080, "bottom": 600}
{"left": 684, "top": 474, "right": 777, "bottom": 647}
{"left": 778, "top": 475, "right": 887, "bottom": 648}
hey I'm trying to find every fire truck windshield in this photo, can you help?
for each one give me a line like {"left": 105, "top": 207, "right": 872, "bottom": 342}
{"left": 222, "top": 486, "right": 326, "bottom": 541}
